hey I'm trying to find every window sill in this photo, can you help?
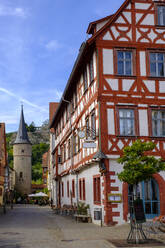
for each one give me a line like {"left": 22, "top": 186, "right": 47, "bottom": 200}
{"left": 155, "top": 25, "right": 165, "bottom": 29}
{"left": 147, "top": 76, "right": 165, "bottom": 80}
{"left": 115, "top": 75, "right": 136, "bottom": 79}
{"left": 149, "top": 136, "right": 165, "bottom": 140}
{"left": 116, "top": 135, "right": 139, "bottom": 139}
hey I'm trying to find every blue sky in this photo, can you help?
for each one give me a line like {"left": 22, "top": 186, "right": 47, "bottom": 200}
{"left": 0, "top": 0, "right": 124, "bottom": 133}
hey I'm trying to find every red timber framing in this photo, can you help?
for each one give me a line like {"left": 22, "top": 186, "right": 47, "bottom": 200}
{"left": 49, "top": 0, "right": 165, "bottom": 226}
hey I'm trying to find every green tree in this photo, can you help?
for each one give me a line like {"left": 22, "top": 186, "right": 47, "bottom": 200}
{"left": 25, "top": 122, "right": 36, "bottom": 132}
{"left": 32, "top": 143, "right": 49, "bottom": 181}
{"left": 118, "top": 140, "right": 165, "bottom": 186}
{"left": 118, "top": 140, "right": 165, "bottom": 243}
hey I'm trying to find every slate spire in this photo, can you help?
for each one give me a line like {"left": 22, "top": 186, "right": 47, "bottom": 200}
{"left": 14, "top": 105, "right": 30, "bottom": 144}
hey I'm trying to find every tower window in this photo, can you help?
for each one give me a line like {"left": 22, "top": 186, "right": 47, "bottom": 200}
{"left": 21, "top": 149, "right": 24, "bottom": 153}
{"left": 20, "top": 172, "right": 23, "bottom": 178}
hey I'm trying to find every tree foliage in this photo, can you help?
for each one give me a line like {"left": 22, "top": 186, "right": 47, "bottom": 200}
{"left": 25, "top": 121, "right": 36, "bottom": 132}
{"left": 32, "top": 143, "right": 49, "bottom": 181}
{"left": 6, "top": 133, "right": 13, "bottom": 168}
{"left": 118, "top": 140, "right": 165, "bottom": 185}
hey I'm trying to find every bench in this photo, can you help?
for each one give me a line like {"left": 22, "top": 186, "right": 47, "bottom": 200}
{"left": 74, "top": 214, "right": 92, "bottom": 223}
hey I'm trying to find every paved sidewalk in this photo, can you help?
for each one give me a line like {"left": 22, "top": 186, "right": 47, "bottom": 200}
{"left": 0, "top": 205, "right": 165, "bottom": 248}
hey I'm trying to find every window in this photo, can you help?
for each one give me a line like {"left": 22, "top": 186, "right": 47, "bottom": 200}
{"left": 117, "top": 51, "right": 133, "bottom": 76}
{"left": 83, "top": 69, "right": 88, "bottom": 92}
{"left": 66, "top": 106, "right": 68, "bottom": 122}
{"left": 19, "top": 172, "right": 23, "bottom": 178}
{"left": 152, "top": 110, "right": 165, "bottom": 137}
{"left": 85, "top": 116, "right": 89, "bottom": 137}
{"left": 150, "top": 53, "right": 165, "bottom": 77}
{"left": 157, "top": 5, "right": 165, "bottom": 26}
{"left": 44, "top": 178, "right": 47, "bottom": 184}
{"left": 93, "top": 176, "right": 101, "bottom": 204}
{"left": 73, "top": 134, "right": 77, "bottom": 155}
{"left": 67, "top": 181, "right": 69, "bottom": 197}
{"left": 71, "top": 96, "right": 74, "bottom": 113}
{"left": 118, "top": 109, "right": 135, "bottom": 136}
{"left": 74, "top": 90, "right": 77, "bottom": 108}
{"left": 89, "top": 56, "right": 94, "bottom": 83}
{"left": 79, "top": 179, "right": 82, "bottom": 200}
{"left": 72, "top": 179, "right": 75, "bottom": 198}
{"left": 62, "top": 182, "right": 64, "bottom": 197}
{"left": 91, "top": 110, "right": 96, "bottom": 139}
{"left": 58, "top": 156, "right": 62, "bottom": 164}
{"left": 43, "top": 168, "right": 47, "bottom": 173}
{"left": 64, "top": 144, "right": 66, "bottom": 162}
{"left": 68, "top": 139, "right": 71, "bottom": 159}
{"left": 82, "top": 178, "right": 86, "bottom": 201}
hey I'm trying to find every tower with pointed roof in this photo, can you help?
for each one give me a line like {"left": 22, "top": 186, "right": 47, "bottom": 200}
{"left": 13, "top": 106, "right": 32, "bottom": 195}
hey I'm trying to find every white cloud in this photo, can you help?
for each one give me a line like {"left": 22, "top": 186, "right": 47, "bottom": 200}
{"left": 0, "top": 87, "right": 47, "bottom": 112}
{"left": 0, "top": 4, "right": 27, "bottom": 18}
{"left": 45, "top": 40, "right": 63, "bottom": 51}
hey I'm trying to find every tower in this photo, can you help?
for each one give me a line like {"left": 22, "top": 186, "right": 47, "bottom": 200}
{"left": 13, "top": 106, "right": 32, "bottom": 195}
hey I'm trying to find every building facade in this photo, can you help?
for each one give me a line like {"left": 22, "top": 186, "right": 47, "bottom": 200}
{"left": 0, "top": 123, "right": 7, "bottom": 207}
{"left": 13, "top": 107, "right": 32, "bottom": 195}
{"left": 49, "top": 0, "right": 165, "bottom": 225}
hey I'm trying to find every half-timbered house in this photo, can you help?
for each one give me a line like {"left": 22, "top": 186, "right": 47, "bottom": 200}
{"left": 49, "top": 0, "right": 165, "bottom": 225}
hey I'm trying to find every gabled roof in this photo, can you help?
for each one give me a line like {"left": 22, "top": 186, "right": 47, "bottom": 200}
{"left": 14, "top": 106, "right": 31, "bottom": 144}
{"left": 87, "top": 14, "right": 114, "bottom": 35}
{"left": 50, "top": 0, "right": 130, "bottom": 128}
{"left": 87, "top": 0, "right": 130, "bottom": 44}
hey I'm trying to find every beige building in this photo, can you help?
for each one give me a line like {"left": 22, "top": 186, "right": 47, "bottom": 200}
{"left": 13, "top": 106, "right": 32, "bottom": 195}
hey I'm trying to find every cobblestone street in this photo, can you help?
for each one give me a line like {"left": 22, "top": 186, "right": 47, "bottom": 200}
{"left": 0, "top": 205, "right": 165, "bottom": 248}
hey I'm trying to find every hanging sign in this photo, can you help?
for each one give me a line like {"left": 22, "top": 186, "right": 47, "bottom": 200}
{"left": 83, "top": 142, "right": 96, "bottom": 148}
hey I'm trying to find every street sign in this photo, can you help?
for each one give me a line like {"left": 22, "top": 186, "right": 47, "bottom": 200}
{"left": 83, "top": 142, "right": 96, "bottom": 148}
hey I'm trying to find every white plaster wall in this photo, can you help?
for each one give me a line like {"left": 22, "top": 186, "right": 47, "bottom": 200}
{"left": 77, "top": 164, "right": 104, "bottom": 225}
{"left": 122, "top": 79, "right": 134, "bottom": 91}
{"left": 96, "top": 20, "right": 109, "bottom": 32}
{"left": 140, "top": 51, "right": 146, "bottom": 76}
{"left": 109, "top": 159, "right": 125, "bottom": 225}
{"left": 139, "top": 110, "right": 148, "bottom": 136}
{"left": 106, "top": 79, "right": 118, "bottom": 91}
{"left": 60, "top": 163, "right": 104, "bottom": 225}
{"left": 141, "top": 14, "right": 154, "bottom": 26}
{"left": 107, "top": 109, "right": 115, "bottom": 135}
{"left": 143, "top": 80, "right": 155, "bottom": 93}
{"left": 135, "top": 3, "right": 151, "bottom": 9}
{"left": 103, "top": 49, "right": 114, "bottom": 75}
{"left": 159, "top": 81, "right": 165, "bottom": 93}
{"left": 159, "top": 171, "right": 165, "bottom": 181}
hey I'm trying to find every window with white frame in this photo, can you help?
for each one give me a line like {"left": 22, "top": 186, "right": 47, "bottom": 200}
{"left": 157, "top": 5, "right": 165, "bottom": 26}
{"left": 117, "top": 51, "right": 133, "bottom": 76}
{"left": 150, "top": 53, "right": 165, "bottom": 77}
{"left": 152, "top": 110, "right": 165, "bottom": 137}
{"left": 118, "top": 109, "right": 135, "bottom": 136}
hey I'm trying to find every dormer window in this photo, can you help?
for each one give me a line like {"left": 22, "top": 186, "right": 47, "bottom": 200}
{"left": 157, "top": 5, "right": 165, "bottom": 26}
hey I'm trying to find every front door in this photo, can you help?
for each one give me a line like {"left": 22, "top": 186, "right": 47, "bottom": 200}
{"left": 141, "top": 178, "right": 160, "bottom": 219}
